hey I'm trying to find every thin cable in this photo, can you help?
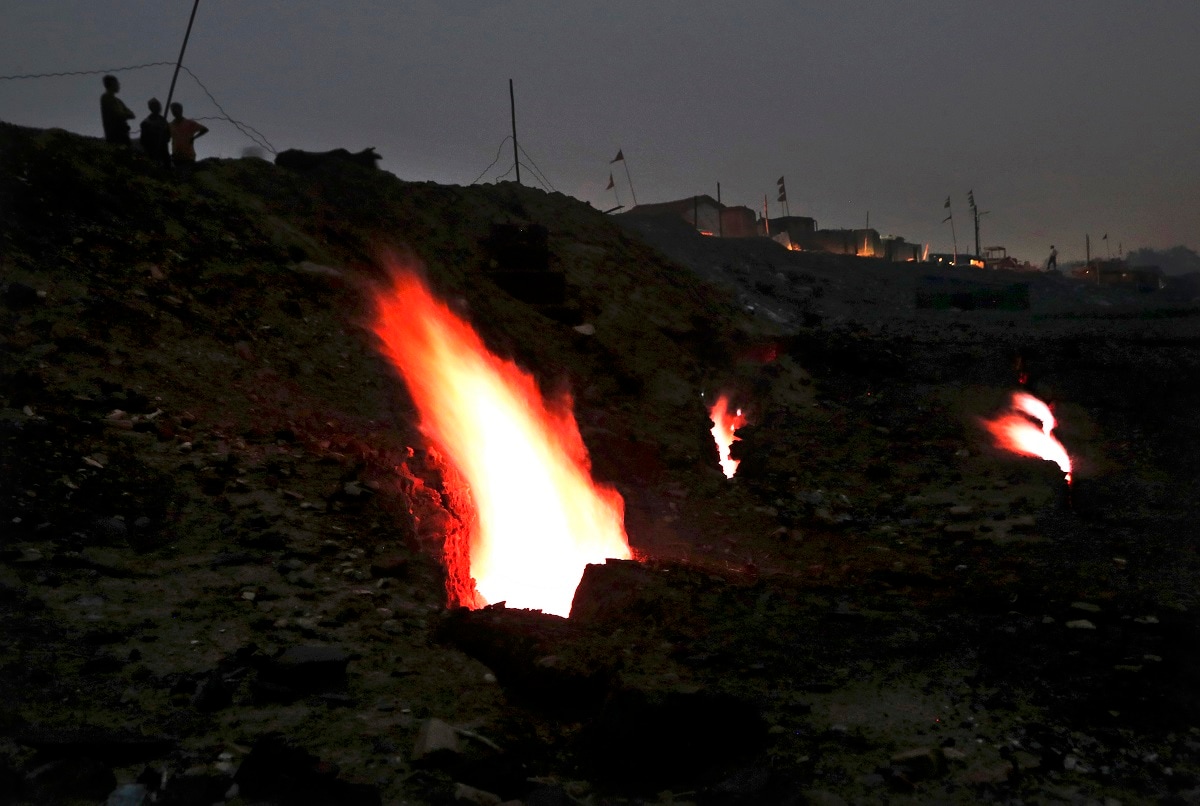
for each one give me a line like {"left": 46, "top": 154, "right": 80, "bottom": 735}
{"left": 0, "top": 61, "right": 175, "bottom": 81}
{"left": 179, "top": 65, "right": 276, "bottom": 153}
{"left": 471, "top": 137, "right": 512, "bottom": 185}
{"left": 516, "top": 143, "right": 556, "bottom": 193}
{"left": 518, "top": 161, "right": 551, "bottom": 193}
{"left": 490, "top": 164, "right": 515, "bottom": 183}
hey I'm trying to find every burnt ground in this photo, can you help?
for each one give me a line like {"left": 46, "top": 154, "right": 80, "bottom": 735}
{"left": 1, "top": 121, "right": 1198, "bottom": 805}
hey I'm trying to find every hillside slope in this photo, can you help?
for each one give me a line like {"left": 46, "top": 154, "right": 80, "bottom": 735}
{"left": 2, "top": 123, "right": 1199, "bottom": 805}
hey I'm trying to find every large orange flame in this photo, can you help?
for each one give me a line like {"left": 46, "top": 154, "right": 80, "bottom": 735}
{"left": 982, "top": 391, "right": 1073, "bottom": 484}
{"left": 372, "top": 267, "right": 631, "bottom": 616}
{"left": 709, "top": 394, "right": 747, "bottom": 478}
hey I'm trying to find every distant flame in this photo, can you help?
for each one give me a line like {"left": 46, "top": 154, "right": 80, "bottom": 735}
{"left": 709, "top": 395, "right": 747, "bottom": 478}
{"left": 982, "top": 391, "right": 1073, "bottom": 484}
{"left": 373, "top": 267, "right": 631, "bottom": 616}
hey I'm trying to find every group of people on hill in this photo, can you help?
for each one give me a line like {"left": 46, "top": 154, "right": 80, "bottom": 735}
{"left": 100, "top": 74, "right": 207, "bottom": 168}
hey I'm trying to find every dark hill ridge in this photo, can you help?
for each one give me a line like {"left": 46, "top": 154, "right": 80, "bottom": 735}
{"left": 2, "top": 122, "right": 1200, "bottom": 804}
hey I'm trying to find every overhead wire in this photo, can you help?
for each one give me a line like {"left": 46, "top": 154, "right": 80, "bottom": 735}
{"left": 516, "top": 143, "right": 556, "bottom": 193}
{"left": 0, "top": 60, "right": 276, "bottom": 154}
{"left": 471, "top": 137, "right": 512, "bottom": 185}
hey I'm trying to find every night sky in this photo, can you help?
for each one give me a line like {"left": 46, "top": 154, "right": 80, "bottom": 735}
{"left": 3, "top": 0, "right": 1197, "bottom": 264}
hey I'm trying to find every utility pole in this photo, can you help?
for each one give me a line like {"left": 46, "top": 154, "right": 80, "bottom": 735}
{"left": 165, "top": 0, "right": 202, "bottom": 111}
{"left": 509, "top": 79, "right": 521, "bottom": 185}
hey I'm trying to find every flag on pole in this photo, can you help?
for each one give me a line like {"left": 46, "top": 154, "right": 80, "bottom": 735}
{"left": 1102, "top": 233, "right": 1108, "bottom": 240}
{"left": 605, "top": 173, "right": 614, "bottom": 190}
{"left": 968, "top": 190, "right": 976, "bottom": 209}
{"left": 944, "top": 196, "right": 951, "bottom": 208}
{"left": 776, "top": 176, "right": 787, "bottom": 202}
{"left": 943, "top": 196, "right": 952, "bottom": 223}
{"left": 610, "top": 149, "right": 624, "bottom": 163}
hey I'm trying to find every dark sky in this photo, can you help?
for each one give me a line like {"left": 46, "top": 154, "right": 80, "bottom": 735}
{"left": 4, "top": 1, "right": 1197, "bottom": 263}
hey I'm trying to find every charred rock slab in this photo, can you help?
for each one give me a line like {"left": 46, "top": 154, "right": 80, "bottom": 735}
{"left": 437, "top": 605, "right": 615, "bottom": 711}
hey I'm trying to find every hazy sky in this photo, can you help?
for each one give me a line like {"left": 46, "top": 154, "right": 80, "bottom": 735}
{"left": 3, "top": 1, "right": 1197, "bottom": 263}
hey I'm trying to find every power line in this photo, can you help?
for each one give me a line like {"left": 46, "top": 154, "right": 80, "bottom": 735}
{"left": 178, "top": 65, "right": 275, "bottom": 153}
{"left": 0, "top": 61, "right": 176, "bottom": 81}
{"left": 471, "top": 137, "right": 511, "bottom": 185}
{"left": 0, "top": 59, "right": 277, "bottom": 154}
{"left": 516, "top": 143, "right": 556, "bottom": 193}
{"left": 518, "top": 162, "right": 552, "bottom": 193}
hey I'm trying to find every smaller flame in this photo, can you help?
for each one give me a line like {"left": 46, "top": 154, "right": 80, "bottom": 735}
{"left": 709, "top": 395, "right": 748, "bottom": 478}
{"left": 983, "top": 391, "right": 1073, "bottom": 484}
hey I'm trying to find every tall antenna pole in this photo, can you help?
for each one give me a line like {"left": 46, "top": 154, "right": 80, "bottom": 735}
{"left": 509, "top": 79, "right": 521, "bottom": 185}
{"left": 165, "top": 0, "right": 201, "bottom": 111}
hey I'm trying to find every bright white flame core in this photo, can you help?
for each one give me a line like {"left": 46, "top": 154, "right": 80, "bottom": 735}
{"left": 373, "top": 269, "right": 631, "bottom": 616}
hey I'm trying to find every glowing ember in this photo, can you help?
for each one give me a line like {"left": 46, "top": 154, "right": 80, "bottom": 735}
{"left": 982, "top": 391, "right": 1073, "bottom": 484}
{"left": 709, "top": 394, "right": 748, "bottom": 478}
{"left": 372, "top": 267, "right": 631, "bottom": 616}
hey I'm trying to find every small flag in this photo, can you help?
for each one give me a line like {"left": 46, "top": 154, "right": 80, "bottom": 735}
{"left": 605, "top": 173, "right": 614, "bottom": 190}
{"left": 778, "top": 191, "right": 787, "bottom": 202}
{"left": 944, "top": 196, "right": 951, "bottom": 208}
{"left": 610, "top": 149, "right": 624, "bottom": 163}
{"left": 968, "top": 190, "right": 975, "bottom": 208}
{"left": 1102, "top": 233, "right": 1108, "bottom": 240}
{"left": 776, "top": 176, "right": 785, "bottom": 188}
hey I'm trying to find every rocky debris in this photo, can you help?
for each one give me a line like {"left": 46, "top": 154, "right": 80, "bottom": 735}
{"left": 3, "top": 121, "right": 1200, "bottom": 805}
{"left": 253, "top": 644, "right": 351, "bottom": 702}
{"left": 234, "top": 734, "right": 381, "bottom": 806}
{"left": 24, "top": 756, "right": 116, "bottom": 803}
{"left": 437, "top": 606, "right": 614, "bottom": 710}
{"left": 581, "top": 686, "right": 767, "bottom": 791}
{"left": 412, "top": 717, "right": 462, "bottom": 762}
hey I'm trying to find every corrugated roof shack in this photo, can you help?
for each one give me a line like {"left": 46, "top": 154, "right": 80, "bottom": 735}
{"left": 883, "top": 237, "right": 922, "bottom": 262}
{"left": 625, "top": 195, "right": 723, "bottom": 235}
{"left": 803, "top": 228, "right": 882, "bottom": 257}
{"left": 765, "top": 215, "right": 817, "bottom": 245}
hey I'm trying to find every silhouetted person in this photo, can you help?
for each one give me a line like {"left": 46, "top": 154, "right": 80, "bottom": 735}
{"left": 1047, "top": 245, "right": 1058, "bottom": 270}
{"left": 139, "top": 98, "right": 171, "bottom": 167}
{"left": 169, "top": 102, "right": 208, "bottom": 167}
{"left": 100, "top": 74, "right": 134, "bottom": 145}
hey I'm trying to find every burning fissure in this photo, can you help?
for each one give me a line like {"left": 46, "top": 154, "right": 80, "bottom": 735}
{"left": 372, "top": 267, "right": 631, "bottom": 617}
{"left": 709, "top": 394, "right": 747, "bottom": 479}
{"left": 982, "top": 391, "right": 1073, "bottom": 484}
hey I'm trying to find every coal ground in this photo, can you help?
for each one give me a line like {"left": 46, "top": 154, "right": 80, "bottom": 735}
{"left": 1, "top": 121, "right": 1199, "bottom": 805}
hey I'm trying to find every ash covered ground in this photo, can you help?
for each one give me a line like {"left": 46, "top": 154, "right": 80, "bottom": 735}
{"left": 2, "top": 122, "right": 1199, "bottom": 805}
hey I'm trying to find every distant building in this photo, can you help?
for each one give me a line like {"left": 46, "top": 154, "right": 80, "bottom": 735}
{"left": 765, "top": 215, "right": 818, "bottom": 243}
{"left": 624, "top": 195, "right": 722, "bottom": 235}
{"left": 882, "top": 237, "right": 922, "bottom": 262}
{"left": 804, "top": 228, "right": 882, "bottom": 257}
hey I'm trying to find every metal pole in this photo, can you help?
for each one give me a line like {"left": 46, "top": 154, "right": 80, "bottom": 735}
{"left": 509, "top": 79, "right": 521, "bottom": 185}
{"left": 717, "top": 182, "right": 723, "bottom": 236}
{"left": 165, "top": 0, "right": 202, "bottom": 112}
{"left": 622, "top": 156, "right": 637, "bottom": 205}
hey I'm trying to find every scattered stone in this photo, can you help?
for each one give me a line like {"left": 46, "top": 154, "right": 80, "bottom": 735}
{"left": 3, "top": 281, "right": 41, "bottom": 308}
{"left": 235, "top": 734, "right": 381, "bottom": 805}
{"left": 453, "top": 782, "right": 502, "bottom": 805}
{"left": 370, "top": 554, "right": 409, "bottom": 578}
{"left": 105, "top": 782, "right": 149, "bottom": 806}
{"left": 25, "top": 757, "right": 116, "bottom": 803}
{"left": 1071, "top": 601, "right": 1101, "bottom": 613}
{"left": 255, "top": 645, "right": 350, "bottom": 701}
{"left": 890, "top": 747, "right": 945, "bottom": 781}
{"left": 1066, "top": 619, "right": 1097, "bottom": 630}
{"left": 412, "top": 717, "right": 461, "bottom": 762}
